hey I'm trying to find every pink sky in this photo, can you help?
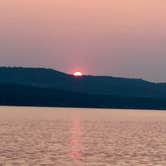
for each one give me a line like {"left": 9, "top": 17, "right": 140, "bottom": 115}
{"left": 0, "top": 0, "right": 166, "bottom": 81}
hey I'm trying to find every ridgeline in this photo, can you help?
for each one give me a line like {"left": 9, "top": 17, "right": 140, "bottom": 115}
{"left": 0, "top": 67, "right": 166, "bottom": 109}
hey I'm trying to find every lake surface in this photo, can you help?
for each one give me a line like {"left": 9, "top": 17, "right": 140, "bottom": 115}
{"left": 0, "top": 107, "right": 166, "bottom": 166}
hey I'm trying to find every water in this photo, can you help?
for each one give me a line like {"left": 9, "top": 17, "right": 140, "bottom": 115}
{"left": 0, "top": 106, "right": 166, "bottom": 166}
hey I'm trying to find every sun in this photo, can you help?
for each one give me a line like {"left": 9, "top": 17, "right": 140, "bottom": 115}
{"left": 73, "top": 71, "right": 83, "bottom": 77}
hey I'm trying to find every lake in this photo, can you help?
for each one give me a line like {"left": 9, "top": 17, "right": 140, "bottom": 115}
{"left": 0, "top": 106, "right": 166, "bottom": 165}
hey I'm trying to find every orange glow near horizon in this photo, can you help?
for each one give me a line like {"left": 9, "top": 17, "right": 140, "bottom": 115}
{"left": 1, "top": 1, "right": 166, "bottom": 81}
{"left": 73, "top": 72, "right": 83, "bottom": 77}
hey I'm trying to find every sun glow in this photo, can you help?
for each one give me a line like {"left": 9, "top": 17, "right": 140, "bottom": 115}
{"left": 73, "top": 71, "right": 83, "bottom": 77}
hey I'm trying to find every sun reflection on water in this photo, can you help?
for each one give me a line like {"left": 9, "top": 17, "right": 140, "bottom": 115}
{"left": 69, "top": 118, "right": 82, "bottom": 161}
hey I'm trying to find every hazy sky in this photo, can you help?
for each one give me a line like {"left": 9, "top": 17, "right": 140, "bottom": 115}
{"left": 0, "top": 0, "right": 166, "bottom": 82}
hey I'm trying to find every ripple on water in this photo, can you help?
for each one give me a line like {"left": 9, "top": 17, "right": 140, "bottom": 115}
{"left": 0, "top": 107, "right": 166, "bottom": 165}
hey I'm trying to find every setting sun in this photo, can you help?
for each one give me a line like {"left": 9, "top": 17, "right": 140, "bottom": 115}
{"left": 73, "top": 71, "right": 83, "bottom": 77}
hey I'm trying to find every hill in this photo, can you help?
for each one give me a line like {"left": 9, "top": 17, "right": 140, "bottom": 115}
{"left": 0, "top": 83, "right": 166, "bottom": 109}
{"left": 0, "top": 67, "right": 166, "bottom": 98}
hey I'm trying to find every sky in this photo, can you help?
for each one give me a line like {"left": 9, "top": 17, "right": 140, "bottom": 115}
{"left": 0, "top": 0, "right": 166, "bottom": 82}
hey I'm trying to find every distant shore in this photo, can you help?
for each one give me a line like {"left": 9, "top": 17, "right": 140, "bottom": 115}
{"left": 0, "top": 67, "right": 166, "bottom": 110}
